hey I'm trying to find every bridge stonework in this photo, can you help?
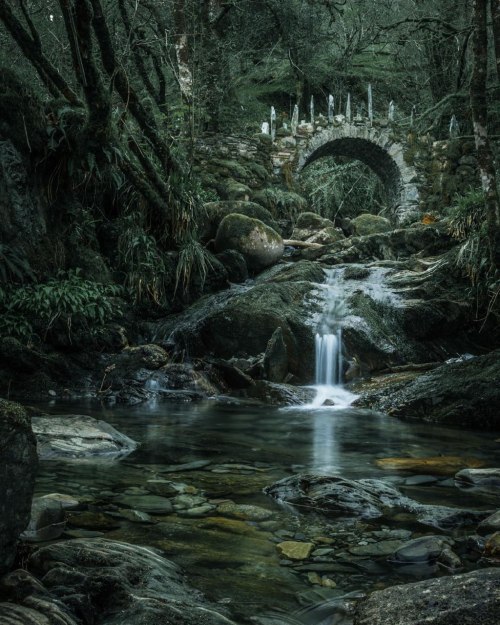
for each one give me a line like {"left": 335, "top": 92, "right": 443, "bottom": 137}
{"left": 271, "top": 118, "right": 479, "bottom": 225}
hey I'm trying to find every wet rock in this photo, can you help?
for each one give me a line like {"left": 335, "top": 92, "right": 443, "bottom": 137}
{"left": 353, "top": 568, "right": 500, "bottom": 625}
{"left": 478, "top": 510, "right": 500, "bottom": 535}
{"left": 455, "top": 468, "right": 500, "bottom": 488}
{"left": 277, "top": 541, "right": 314, "bottom": 560}
{"left": 263, "top": 327, "right": 288, "bottom": 382}
{"left": 21, "top": 497, "right": 66, "bottom": 542}
{"left": 210, "top": 359, "right": 255, "bottom": 389}
{"left": 216, "top": 249, "right": 249, "bottom": 283}
{"left": 115, "top": 495, "right": 174, "bottom": 515}
{"left": 215, "top": 213, "right": 284, "bottom": 272}
{"left": 116, "top": 509, "right": 154, "bottom": 524}
{"left": 246, "top": 381, "right": 315, "bottom": 406}
{"left": 404, "top": 475, "right": 439, "bottom": 486}
{"left": 0, "top": 399, "right": 37, "bottom": 575}
{"left": 484, "top": 532, "right": 500, "bottom": 558}
{"left": 158, "top": 265, "right": 320, "bottom": 381}
{"left": 350, "top": 540, "right": 405, "bottom": 557}
{"left": 37, "top": 493, "right": 81, "bottom": 510}
{"left": 1, "top": 538, "right": 238, "bottom": 625}
{"left": 372, "top": 350, "right": 500, "bottom": 429}
{"left": 352, "top": 213, "right": 392, "bottom": 236}
{"left": 391, "top": 536, "right": 452, "bottom": 564}
{"left": 264, "top": 473, "right": 486, "bottom": 530}
{"left": 122, "top": 344, "right": 169, "bottom": 370}
{"left": 295, "top": 212, "right": 334, "bottom": 230}
{"left": 216, "top": 501, "right": 273, "bottom": 521}
{"left": 32, "top": 414, "right": 137, "bottom": 459}
{"left": 67, "top": 511, "right": 121, "bottom": 531}
{"left": 376, "top": 456, "right": 485, "bottom": 476}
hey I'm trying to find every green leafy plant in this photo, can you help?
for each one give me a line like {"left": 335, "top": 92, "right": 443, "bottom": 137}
{"left": 175, "top": 233, "right": 216, "bottom": 295}
{"left": 2, "top": 270, "right": 122, "bottom": 342}
{"left": 117, "top": 214, "right": 170, "bottom": 306}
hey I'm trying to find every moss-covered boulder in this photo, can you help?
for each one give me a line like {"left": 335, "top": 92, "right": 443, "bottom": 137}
{"left": 251, "top": 188, "right": 308, "bottom": 217}
{"left": 296, "top": 212, "right": 334, "bottom": 230}
{"left": 0, "top": 399, "right": 37, "bottom": 575}
{"left": 202, "top": 201, "right": 281, "bottom": 241}
{"left": 215, "top": 214, "right": 284, "bottom": 272}
{"left": 352, "top": 213, "right": 392, "bottom": 236}
{"left": 216, "top": 249, "right": 248, "bottom": 283}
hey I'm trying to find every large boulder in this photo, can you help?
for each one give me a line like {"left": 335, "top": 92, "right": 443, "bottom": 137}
{"left": 215, "top": 213, "right": 284, "bottom": 272}
{"left": 369, "top": 350, "right": 500, "bottom": 429}
{"left": 351, "top": 213, "right": 392, "bottom": 236}
{"left": 354, "top": 568, "right": 500, "bottom": 625}
{"left": 0, "top": 399, "right": 37, "bottom": 575}
{"left": 264, "top": 473, "right": 486, "bottom": 530}
{"left": 159, "top": 263, "right": 322, "bottom": 381}
{"left": 32, "top": 414, "right": 137, "bottom": 459}
{"left": 0, "top": 538, "right": 238, "bottom": 625}
{"left": 202, "top": 200, "right": 281, "bottom": 240}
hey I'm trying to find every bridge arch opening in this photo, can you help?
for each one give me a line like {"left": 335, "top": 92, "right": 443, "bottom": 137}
{"left": 296, "top": 130, "right": 421, "bottom": 224}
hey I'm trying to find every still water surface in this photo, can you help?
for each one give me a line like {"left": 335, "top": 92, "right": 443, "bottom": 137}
{"left": 34, "top": 399, "right": 500, "bottom": 620}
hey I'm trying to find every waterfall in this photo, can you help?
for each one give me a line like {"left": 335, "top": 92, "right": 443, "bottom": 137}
{"left": 315, "top": 329, "right": 342, "bottom": 386}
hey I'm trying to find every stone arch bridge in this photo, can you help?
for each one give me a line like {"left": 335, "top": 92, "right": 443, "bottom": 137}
{"left": 271, "top": 118, "right": 478, "bottom": 225}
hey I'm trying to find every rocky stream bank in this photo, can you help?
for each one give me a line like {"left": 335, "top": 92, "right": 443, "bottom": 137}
{"left": 1, "top": 200, "right": 500, "bottom": 623}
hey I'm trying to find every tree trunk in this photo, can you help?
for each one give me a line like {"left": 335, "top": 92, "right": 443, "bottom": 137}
{"left": 174, "top": 0, "right": 194, "bottom": 105}
{"left": 470, "top": 0, "right": 500, "bottom": 269}
{"left": 492, "top": 0, "right": 500, "bottom": 82}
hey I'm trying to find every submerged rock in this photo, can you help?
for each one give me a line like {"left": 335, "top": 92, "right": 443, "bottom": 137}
{"left": 375, "top": 456, "right": 485, "bottom": 476}
{"left": 0, "top": 538, "right": 238, "bottom": 625}
{"left": 353, "top": 568, "right": 500, "bottom": 625}
{"left": 264, "top": 474, "right": 486, "bottom": 530}
{"left": 0, "top": 399, "right": 37, "bottom": 575}
{"left": 32, "top": 414, "right": 137, "bottom": 459}
{"left": 21, "top": 497, "right": 66, "bottom": 542}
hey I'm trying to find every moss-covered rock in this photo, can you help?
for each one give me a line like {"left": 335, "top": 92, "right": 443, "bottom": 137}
{"left": 352, "top": 213, "right": 393, "bottom": 236}
{"left": 215, "top": 249, "right": 248, "bottom": 283}
{"left": 202, "top": 201, "right": 281, "bottom": 241}
{"left": 0, "top": 399, "right": 37, "bottom": 575}
{"left": 215, "top": 214, "right": 284, "bottom": 272}
{"left": 296, "top": 212, "right": 334, "bottom": 230}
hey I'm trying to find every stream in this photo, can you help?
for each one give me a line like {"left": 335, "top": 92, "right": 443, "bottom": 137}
{"left": 33, "top": 397, "right": 500, "bottom": 623}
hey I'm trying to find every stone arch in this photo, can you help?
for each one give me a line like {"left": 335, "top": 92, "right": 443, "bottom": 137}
{"left": 297, "top": 124, "right": 421, "bottom": 224}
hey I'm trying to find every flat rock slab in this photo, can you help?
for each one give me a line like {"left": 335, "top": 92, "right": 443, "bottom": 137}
{"left": 32, "top": 415, "right": 137, "bottom": 459}
{"left": 354, "top": 567, "right": 500, "bottom": 625}
{"left": 376, "top": 456, "right": 485, "bottom": 476}
{"left": 277, "top": 541, "right": 314, "bottom": 560}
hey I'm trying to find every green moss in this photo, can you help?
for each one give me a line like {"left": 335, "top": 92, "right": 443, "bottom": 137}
{"left": 0, "top": 398, "right": 30, "bottom": 428}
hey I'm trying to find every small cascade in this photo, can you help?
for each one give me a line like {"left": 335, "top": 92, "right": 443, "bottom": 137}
{"left": 315, "top": 329, "right": 342, "bottom": 386}
{"left": 308, "top": 269, "right": 356, "bottom": 409}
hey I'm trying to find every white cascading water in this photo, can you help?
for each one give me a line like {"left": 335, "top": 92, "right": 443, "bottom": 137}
{"left": 315, "top": 328, "right": 342, "bottom": 386}
{"left": 308, "top": 270, "right": 356, "bottom": 409}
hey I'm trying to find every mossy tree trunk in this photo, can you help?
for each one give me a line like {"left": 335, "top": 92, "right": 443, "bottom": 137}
{"left": 470, "top": 0, "right": 500, "bottom": 269}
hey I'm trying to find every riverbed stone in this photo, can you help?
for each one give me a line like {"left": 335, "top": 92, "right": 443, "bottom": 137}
{"left": 455, "top": 468, "right": 500, "bottom": 488}
{"left": 32, "top": 414, "right": 137, "bottom": 459}
{"left": 350, "top": 539, "right": 406, "bottom": 557}
{"left": 21, "top": 497, "right": 66, "bottom": 542}
{"left": 67, "top": 511, "right": 121, "bottom": 531}
{"left": 203, "top": 200, "right": 281, "bottom": 240}
{"left": 264, "top": 473, "right": 486, "bottom": 529}
{"left": 216, "top": 501, "right": 273, "bottom": 521}
{"left": 391, "top": 535, "right": 452, "bottom": 564}
{"left": 353, "top": 567, "right": 500, "bottom": 625}
{"left": 115, "top": 495, "right": 174, "bottom": 515}
{"left": 478, "top": 510, "right": 500, "bottom": 535}
{"left": 376, "top": 456, "right": 485, "bottom": 476}
{"left": 277, "top": 541, "right": 314, "bottom": 560}
{"left": 483, "top": 532, "right": 500, "bottom": 558}
{"left": 0, "top": 399, "right": 38, "bottom": 575}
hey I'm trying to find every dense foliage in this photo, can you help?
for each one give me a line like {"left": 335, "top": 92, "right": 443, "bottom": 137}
{"left": 0, "top": 0, "right": 498, "bottom": 338}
